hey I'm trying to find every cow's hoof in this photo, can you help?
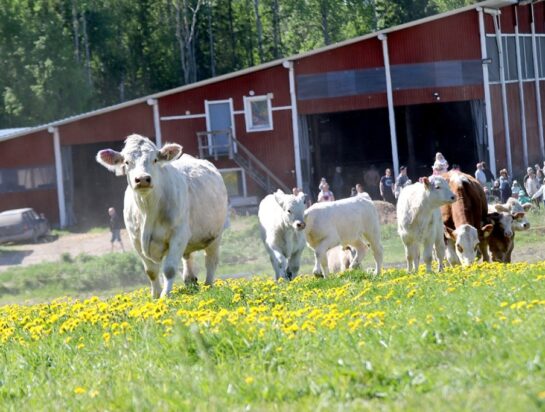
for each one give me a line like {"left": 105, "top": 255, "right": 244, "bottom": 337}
{"left": 184, "top": 277, "right": 198, "bottom": 286}
{"left": 313, "top": 272, "right": 324, "bottom": 279}
{"left": 285, "top": 271, "right": 294, "bottom": 281}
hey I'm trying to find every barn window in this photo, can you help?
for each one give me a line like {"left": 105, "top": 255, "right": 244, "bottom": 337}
{"left": 244, "top": 95, "right": 273, "bottom": 132}
{"left": 219, "top": 168, "right": 247, "bottom": 198}
{"left": 0, "top": 165, "right": 56, "bottom": 193}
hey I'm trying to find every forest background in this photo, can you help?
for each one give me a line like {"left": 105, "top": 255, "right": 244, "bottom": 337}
{"left": 0, "top": 0, "right": 474, "bottom": 128}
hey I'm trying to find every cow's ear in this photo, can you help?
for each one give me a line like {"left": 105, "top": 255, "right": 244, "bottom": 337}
{"left": 274, "top": 189, "right": 285, "bottom": 207}
{"left": 512, "top": 211, "right": 525, "bottom": 219}
{"left": 522, "top": 203, "right": 533, "bottom": 211}
{"left": 158, "top": 143, "right": 183, "bottom": 161}
{"left": 96, "top": 149, "right": 125, "bottom": 175}
{"left": 419, "top": 176, "right": 430, "bottom": 189}
{"left": 481, "top": 223, "right": 494, "bottom": 238}
{"left": 444, "top": 226, "right": 457, "bottom": 240}
{"left": 296, "top": 192, "right": 306, "bottom": 201}
{"left": 494, "top": 203, "right": 510, "bottom": 213}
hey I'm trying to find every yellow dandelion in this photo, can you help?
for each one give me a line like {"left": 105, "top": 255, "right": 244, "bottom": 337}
{"left": 74, "top": 387, "right": 86, "bottom": 394}
{"left": 244, "top": 376, "right": 254, "bottom": 384}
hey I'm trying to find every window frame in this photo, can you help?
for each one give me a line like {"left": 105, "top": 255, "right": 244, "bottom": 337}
{"left": 243, "top": 95, "right": 274, "bottom": 133}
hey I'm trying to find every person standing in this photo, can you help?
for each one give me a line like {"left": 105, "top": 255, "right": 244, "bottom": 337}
{"left": 332, "top": 166, "right": 344, "bottom": 197}
{"left": 524, "top": 167, "right": 540, "bottom": 208}
{"left": 481, "top": 161, "right": 495, "bottom": 186}
{"left": 355, "top": 183, "right": 371, "bottom": 200}
{"left": 317, "top": 182, "right": 335, "bottom": 202}
{"left": 432, "top": 152, "right": 449, "bottom": 175}
{"left": 379, "top": 168, "right": 395, "bottom": 204}
{"left": 108, "top": 207, "right": 124, "bottom": 252}
{"left": 394, "top": 165, "right": 409, "bottom": 199}
{"left": 475, "top": 162, "right": 487, "bottom": 187}
{"left": 498, "top": 169, "right": 512, "bottom": 203}
{"left": 363, "top": 165, "right": 381, "bottom": 199}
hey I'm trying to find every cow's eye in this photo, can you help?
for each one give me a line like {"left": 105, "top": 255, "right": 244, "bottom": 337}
{"left": 153, "top": 158, "right": 158, "bottom": 164}
{"left": 434, "top": 185, "right": 441, "bottom": 190}
{"left": 456, "top": 244, "right": 464, "bottom": 253}
{"left": 124, "top": 160, "right": 130, "bottom": 165}
{"left": 287, "top": 209, "right": 292, "bottom": 214}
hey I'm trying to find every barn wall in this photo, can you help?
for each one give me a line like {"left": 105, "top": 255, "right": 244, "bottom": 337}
{"left": 0, "top": 130, "right": 54, "bottom": 168}
{"left": 159, "top": 65, "right": 296, "bottom": 191}
{"left": 490, "top": 85, "right": 506, "bottom": 172}
{"left": 59, "top": 103, "right": 155, "bottom": 146}
{"left": 0, "top": 130, "right": 59, "bottom": 223}
{"left": 296, "top": 10, "right": 483, "bottom": 115}
{"left": 523, "top": 82, "right": 540, "bottom": 167}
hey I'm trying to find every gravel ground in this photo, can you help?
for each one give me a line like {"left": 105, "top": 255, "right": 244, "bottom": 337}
{"left": 0, "top": 230, "right": 130, "bottom": 271}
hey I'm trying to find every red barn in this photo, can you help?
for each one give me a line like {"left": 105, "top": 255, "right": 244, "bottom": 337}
{"left": 1, "top": 0, "right": 542, "bottom": 227}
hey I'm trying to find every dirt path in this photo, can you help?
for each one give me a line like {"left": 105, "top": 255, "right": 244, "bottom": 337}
{"left": 0, "top": 230, "right": 131, "bottom": 271}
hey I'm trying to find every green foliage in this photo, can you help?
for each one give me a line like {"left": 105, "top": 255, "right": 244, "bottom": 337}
{"left": 0, "top": 0, "right": 468, "bottom": 127}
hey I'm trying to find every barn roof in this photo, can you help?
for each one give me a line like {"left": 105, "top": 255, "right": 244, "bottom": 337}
{"left": 0, "top": 0, "right": 516, "bottom": 144}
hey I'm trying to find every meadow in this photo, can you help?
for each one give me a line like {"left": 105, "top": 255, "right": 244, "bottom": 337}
{"left": 1, "top": 211, "right": 545, "bottom": 410}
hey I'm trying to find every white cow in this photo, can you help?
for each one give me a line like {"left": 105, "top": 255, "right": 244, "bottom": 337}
{"left": 96, "top": 134, "right": 228, "bottom": 298}
{"left": 258, "top": 190, "right": 307, "bottom": 281}
{"left": 304, "top": 196, "right": 383, "bottom": 277}
{"left": 397, "top": 176, "right": 456, "bottom": 272}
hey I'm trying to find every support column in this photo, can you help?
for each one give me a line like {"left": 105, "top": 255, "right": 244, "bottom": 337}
{"left": 283, "top": 60, "right": 303, "bottom": 189}
{"left": 378, "top": 33, "right": 399, "bottom": 178}
{"left": 478, "top": 7, "right": 497, "bottom": 176}
{"left": 48, "top": 126, "right": 67, "bottom": 228}
{"left": 515, "top": 6, "right": 529, "bottom": 168}
{"left": 147, "top": 98, "right": 163, "bottom": 147}
{"left": 531, "top": 3, "right": 545, "bottom": 159}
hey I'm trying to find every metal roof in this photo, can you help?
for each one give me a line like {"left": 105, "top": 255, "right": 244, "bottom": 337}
{"left": 0, "top": 0, "right": 517, "bottom": 144}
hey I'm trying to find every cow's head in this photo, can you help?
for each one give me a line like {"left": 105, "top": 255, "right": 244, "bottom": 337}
{"left": 444, "top": 224, "right": 479, "bottom": 266}
{"left": 503, "top": 199, "right": 532, "bottom": 231}
{"left": 421, "top": 176, "right": 456, "bottom": 207}
{"left": 488, "top": 211, "right": 514, "bottom": 238}
{"left": 96, "top": 134, "right": 182, "bottom": 194}
{"left": 273, "top": 189, "right": 306, "bottom": 231}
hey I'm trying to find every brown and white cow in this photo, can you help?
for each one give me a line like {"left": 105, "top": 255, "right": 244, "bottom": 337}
{"left": 441, "top": 171, "right": 493, "bottom": 266}
{"left": 487, "top": 198, "right": 532, "bottom": 263}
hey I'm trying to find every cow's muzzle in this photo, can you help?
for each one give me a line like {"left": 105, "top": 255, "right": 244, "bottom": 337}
{"left": 134, "top": 174, "right": 152, "bottom": 189}
{"left": 294, "top": 221, "right": 306, "bottom": 230}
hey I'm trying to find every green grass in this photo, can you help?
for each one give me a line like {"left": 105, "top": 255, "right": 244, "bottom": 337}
{"left": 1, "top": 263, "right": 545, "bottom": 410}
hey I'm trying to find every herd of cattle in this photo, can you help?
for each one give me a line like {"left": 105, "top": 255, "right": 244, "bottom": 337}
{"left": 97, "top": 134, "right": 532, "bottom": 298}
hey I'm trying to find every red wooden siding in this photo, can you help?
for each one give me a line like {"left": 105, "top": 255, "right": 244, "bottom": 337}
{"left": 0, "top": 131, "right": 54, "bottom": 168}
{"left": 59, "top": 103, "right": 155, "bottom": 145}
{"left": 490, "top": 84, "right": 506, "bottom": 171}
{"left": 523, "top": 82, "right": 540, "bottom": 167}
{"left": 388, "top": 11, "right": 481, "bottom": 64}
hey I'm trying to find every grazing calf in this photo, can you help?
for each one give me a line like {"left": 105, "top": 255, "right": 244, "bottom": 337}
{"left": 96, "top": 134, "right": 228, "bottom": 298}
{"left": 441, "top": 171, "right": 493, "bottom": 266}
{"left": 487, "top": 199, "right": 531, "bottom": 263}
{"left": 304, "top": 196, "right": 383, "bottom": 278}
{"left": 327, "top": 245, "right": 359, "bottom": 274}
{"left": 258, "top": 190, "right": 307, "bottom": 281}
{"left": 397, "top": 176, "right": 456, "bottom": 272}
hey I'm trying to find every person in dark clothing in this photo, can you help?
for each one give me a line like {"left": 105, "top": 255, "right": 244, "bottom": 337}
{"left": 481, "top": 161, "right": 495, "bottom": 184}
{"left": 108, "top": 207, "right": 125, "bottom": 252}
{"left": 379, "top": 168, "right": 396, "bottom": 204}
{"left": 498, "top": 169, "right": 512, "bottom": 203}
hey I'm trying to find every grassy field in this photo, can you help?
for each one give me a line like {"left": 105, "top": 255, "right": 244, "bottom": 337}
{"left": 1, "top": 262, "right": 545, "bottom": 410}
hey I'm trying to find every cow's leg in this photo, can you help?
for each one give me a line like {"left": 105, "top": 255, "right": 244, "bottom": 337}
{"left": 349, "top": 240, "right": 366, "bottom": 270}
{"left": 161, "top": 231, "right": 189, "bottom": 297}
{"left": 434, "top": 236, "right": 446, "bottom": 272}
{"left": 287, "top": 247, "right": 304, "bottom": 280}
{"left": 182, "top": 253, "right": 198, "bottom": 285}
{"left": 204, "top": 237, "right": 221, "bottom": 286}
{"left": 272, "top": 249, "right": 288, "bottom": 281}
{"left": 479, "top": 240, "right": 490, "bottom": 262}
{"left": 364, "top": 225, "right": 383, "bottom": 275}
{"left": 423, "top": 238, "right": 434, "bottom": 273}
{"left": 143, "top": 259, "right": 162, "bottom": 299}
{"left": 312, "top": 240, "right": 336, "bottom": 278}
{"left": 445, "top": 239, "right": 460, "bottom": 266}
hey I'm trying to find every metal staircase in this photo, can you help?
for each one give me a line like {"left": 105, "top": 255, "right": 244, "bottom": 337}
{"left": 197, "top": 129, "right": 289, "bottom": 194}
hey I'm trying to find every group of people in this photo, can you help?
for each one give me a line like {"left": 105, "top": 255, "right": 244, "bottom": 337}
{"left": 316, "top": 165, "right": 411, "bottom": 205}
{"left": 316, "top": 152, "right": 545, "bottom": 208}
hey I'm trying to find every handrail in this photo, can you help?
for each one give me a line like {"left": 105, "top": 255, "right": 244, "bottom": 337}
{"left": 230, "top": 133, "right": 289, "bottom": 193}
{"left": 196, "top": 128, "right": 289, "bottom": 193}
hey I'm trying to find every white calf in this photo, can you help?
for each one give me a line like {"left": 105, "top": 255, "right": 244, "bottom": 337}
{"left": 304, "top": 196, "right": 383, "bottom": 278}
{"left": 397, "top": 176, "right": 456, "bottom": 272}
{"left": 258, "top": 190, "right": 307, "bottom": 281}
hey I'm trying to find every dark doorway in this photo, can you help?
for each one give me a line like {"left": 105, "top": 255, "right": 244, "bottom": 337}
{"left": 305, "top": 100, "right": 483, "bottom": 201}
{"left": 307, "top": 108, "right": 392, "bottom": 200}
{"left": 396, "top": 101, "right": 482, "bottom": 179}
{"left": 71, "top": 141, "right": 126, "bottom": 229}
